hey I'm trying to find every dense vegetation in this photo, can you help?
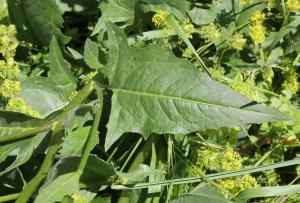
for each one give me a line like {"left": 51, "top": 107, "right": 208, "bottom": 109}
{"left": 0, "top": 0, "right": 300, "bottom": 202}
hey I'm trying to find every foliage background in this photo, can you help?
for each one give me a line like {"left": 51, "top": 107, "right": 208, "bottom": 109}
{"left": 0, "top": 0, "right": 300, "bottom": 202}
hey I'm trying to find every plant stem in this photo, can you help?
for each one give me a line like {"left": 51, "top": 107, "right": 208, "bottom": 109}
{"left": 77, "top": 90, "right": 103, "bottom": 175}
{"left": 120, "top": 137, "right": 143, "bottom": 172}
{"left": 0, "top": 125, "right": 52, "bottom": 143}
{"left": 0, "top": 81, "right": 95, "bottom": 144}
{"left": 15, "top": 82, "right": 95, "bottom": 202}
{"left": 16, "top": 127, "right": 64, "bottom": 203}
{"left": 0, "top": 193, "right": 19, "bottom": 203}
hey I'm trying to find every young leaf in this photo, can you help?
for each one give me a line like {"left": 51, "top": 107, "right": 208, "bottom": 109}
{"left": 7, "top": 0, "right": 70, "bottom": 45}
{"left": 102, "top": 22, "right": 290, "bottom": 150}
{"left": 60, "top": 126, "right": 91, "bottom": 157}
{"left": 34, "top": 172, "right": 80, "bottom": 203}
{"left": 92, "top": 0, "right": 137, "bottom": 35}
{"left": 171, "top": 183, "right": 232, "bottom": 203}
{"left": 84, "top": 39, "right": 105, "bottom": 70}
{"left": 19, "top": 37, "right": 77, "bottom": 117}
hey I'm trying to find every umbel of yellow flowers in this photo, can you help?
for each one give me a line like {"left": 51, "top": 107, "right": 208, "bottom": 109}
{"left": 249, "top": 11, "right": 266, "bottom": 45}
{"left": 0, "top": 24, "right": 40, "bottom": 118}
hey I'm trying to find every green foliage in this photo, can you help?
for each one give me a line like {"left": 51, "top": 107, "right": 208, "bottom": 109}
{"left": 0, "top": 0, "right": 299, "bottom": 202}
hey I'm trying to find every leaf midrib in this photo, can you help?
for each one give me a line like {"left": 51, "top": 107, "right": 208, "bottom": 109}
{"left": 98, "top": 83, "right": 288, "bottom": 119}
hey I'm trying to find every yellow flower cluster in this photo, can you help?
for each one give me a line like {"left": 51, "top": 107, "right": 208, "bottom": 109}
{"left": 199, "top": 23, "right": 221, "bottom": 43}
{"left": 71, "top": 193, "right": 89, "bottom": 203}
{"left": 6, "top": 97, "right": 41, "bottom": 118}
{"left": 0, "top": 79, "right": 20, "bottom": 98}
{"left": 181, "top": 19, "right": 197, "bottom": 39}
{"left": 249, "top": 11, "right": 266, "bottom": 44}
{"left": 152, "top": 10, "right": 169, "bottom": 28}
{"left": 227, "top": 33, "right": 247, "bottom": 51}
{"left": 282, "top": 66, "right": 299, "bottom": 94}
{"left": 240, "top": 0, "right": 254, "bottom": 6}
{"left": 229, "top": 73, "right": 267, "bottom": 103}
{"left": 219, "top": 174, "right": 260, "bottom": 196}
{"left": 152, "top": 10, "right": 197, "bottom": 40}
{"left": 0, "top": 24, "right": 40, "bottom": 118}
{"left": 286, "top": 0, "right": 300, "bottom": 11}
{"left": 196, "top": 146, "right": 243, "bottom": 172}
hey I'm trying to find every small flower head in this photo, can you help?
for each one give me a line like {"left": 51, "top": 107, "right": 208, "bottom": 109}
{"left": 199, "top": 23, "right": 221, "bottom": 43}
{"left": 228, "top": 33, "right": 247, "bottom": 51}
{"left": 220, "top": 147, "right": 243, "bottom": 171}
{"left": 0, "top": 79, "right": 20, "bottom": 98}
{"left": 240, "top": 0, "right": 254, "bottom": 6}
{"left": 6, "top": 97, "right": 41, "bottom": 118}
{"left": 249, "top": 24, "right": 266, "bottom": 44}
{"left": 219, "top": 175, "right": 260, "bottom": 196}
{"left": 250, "top": 11, "right": 266, "bottom": 25}
{"left": 181, "top": 19, "right": 197, "bottom": 39}
{"left": 182, "top": 47, "right": 193, "bottom": 58}
{"left": 71, "top": 193, "right": 88, "bottom": 203}
{"left": 0, "top": 60, "right": 20, "bottom": 79}
{"left": 152, "top": 10, "right": 169, "bottom": 28}
{"left": 286, "top": 0, "right": 300, "bottom": 12}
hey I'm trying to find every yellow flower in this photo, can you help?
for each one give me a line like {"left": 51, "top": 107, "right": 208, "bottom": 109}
{"left": 286, "top": 0, "right": 300, "bottom": 11}
{"left": 219, "top": 175, "right": 260, "bottom": 196}
{"left": 71, "top": 193, "right": 88, "bottom": 203}
{"left": 249, "top": 24, "right": 266, "bottom": 44}
{"left": 0, "top": 59, "right": 20, "bottom": 79}
{"left": 6, "top": 97, "right": 41, "bottom": 118}
{"left": 250, "top": 11, "right": 266, "bottom": 25}
{"left": 228, "top": 33, "right": 247, "bottom": 51}
{"left": 181, "top": 19, "right": 197, "bottom": 39}
{"left": 199, "top": 23, "right": 221, "bottom": 43}
{"left": 240, "top": 0, "right": 254, "bottom": 6}
{"left": 0, "top": 79, "right": 20, "bottom": 98}
{"left": 152, "top": 10, "right": 169, "bottom": 28}
{"left": 220, "top": 147, "right": 243, "bottom": 171}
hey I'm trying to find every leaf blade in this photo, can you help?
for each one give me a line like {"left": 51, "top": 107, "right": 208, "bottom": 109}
{"left": 103, "top": 22, "right": 290, "bottom": 150}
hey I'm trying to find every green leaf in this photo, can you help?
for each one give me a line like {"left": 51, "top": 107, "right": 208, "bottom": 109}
{"left": 171, "top": 183, "right": 232, "bottom": 203}
{"left": 102, "top": 22, "right": 290, "bottom": 150}
{"left": 236, "top": 2, "right": 266, "bottom": 29}
{"left": 92, "top": 0, "right": 137, "bottom": 35}
{"left": 235, "top": 184, "right": 300, "bottom": 201}
{"left": 19, "top": 37, "right": 77, "bottom": 117}
{"left": 34, "top": 172, "right": 80, "bottom": 203}
{"left": 115, "top": 164, "right": 164, "bottom": 183}
{"left": 188, "top": 0, "right": 233, "bottom": 26}
{"left": 140, "top": 0, "right": 190, "bottom": 20}
{"left": 60, "top": 126, "right": 91, "bottom": 157}
{"left": 264, "top": 16, "right": 300, "bottom": 54}
{"left": 7, "top": 0, "right": 70, "bottom": 45}
{"left": 0, "top": 134, "right": 45, "bottom": 175}
{"left": 45, "top": 155, "right": 116, "bottom": 187}
{"left": 84, "top": 39, "right": 105, "bottom": 70}
{"left": 0, "top": 112, "right": 50, "bottom": 174}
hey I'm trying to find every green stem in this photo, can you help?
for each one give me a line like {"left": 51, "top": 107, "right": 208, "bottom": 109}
{"left": 77, "top": 90, "right": 103, "bottom": 174}
{"left": 0, "top": 81, "right": 95, "bottom": 144}
{"left": 16, "top": 128, "right": 64, "bottom": 203}
{"left": 0, "top": 125, "right": 52, "bottom": 143}
{"left": 15, "top": 82, "right": 95, "bottom": 202}
{"left": 0, "top": 193, "right": 19, "bottom": 203}
{"left": 120, "top": 137, "right": 143, "bottom": 172}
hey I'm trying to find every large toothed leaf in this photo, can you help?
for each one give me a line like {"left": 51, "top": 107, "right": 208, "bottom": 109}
{"left": 101, "top": 22, "right": 290, "bottom": 150}
{"left": 8, "top": 0, "right": 70, "bottom": 45}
